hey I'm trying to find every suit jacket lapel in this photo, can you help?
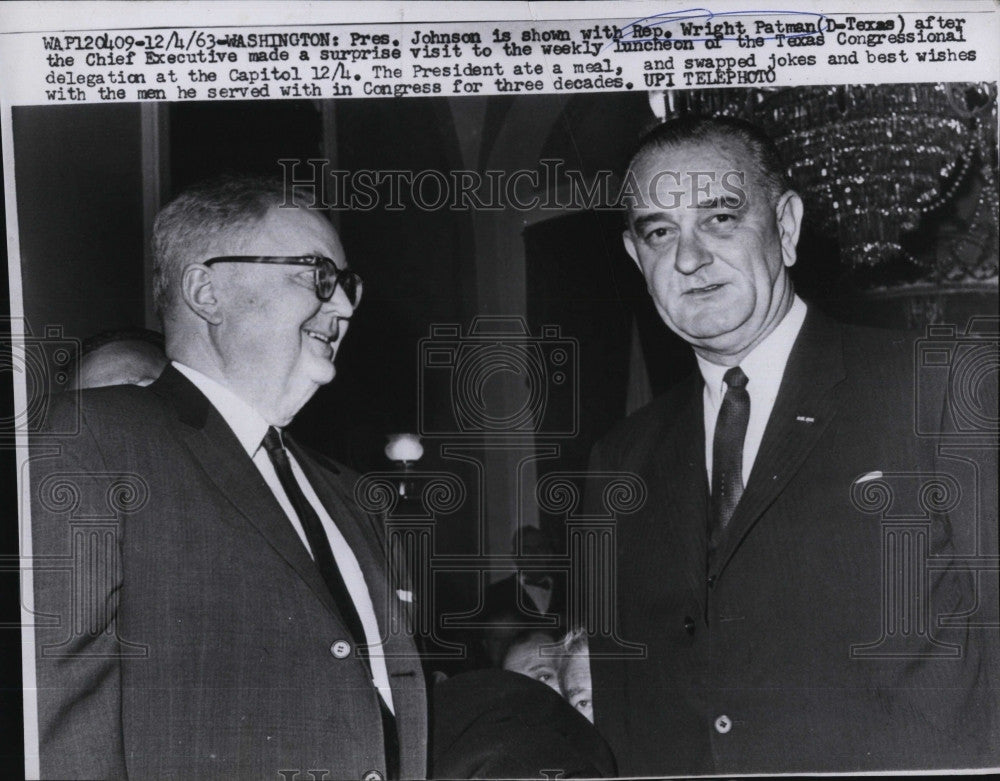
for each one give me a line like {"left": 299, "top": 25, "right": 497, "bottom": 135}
{"left": 150, "top": 368, "right": 427, "bottom": 776}
{"left": 288, "top": 438, "right": 388, "bottom": 612}
{"left": 289, "top": 436, "right": 428, "bottom": 778}
{"left": 713, "top": 310, "right": 847, "bottom": 576}
{"left": 290, "top": 439, "right": 420, "bottom": 660}
{"left": 149, "top": 366, "right": 339, "bottom": 618}
{"left": 654, "top": 373, "right": 710, "bottom": 614}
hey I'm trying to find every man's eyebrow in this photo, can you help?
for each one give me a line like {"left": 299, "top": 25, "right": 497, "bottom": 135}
{"left": 694, "top": 196, "right": 746, "bottom": 210}
{"left": 630, "top": 213, "right": 671, "bottom": 232}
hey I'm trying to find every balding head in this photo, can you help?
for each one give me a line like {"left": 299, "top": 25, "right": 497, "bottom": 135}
{"left": 76, "top": 330, "right": 167, "bottom": 389}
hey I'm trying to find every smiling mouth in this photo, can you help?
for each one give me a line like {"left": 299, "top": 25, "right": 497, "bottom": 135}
{"left": 685, "top": 283, "right": 725, "bottom": 295}
{"left": 304, "top": 329, "right": 334, "bottom": 346}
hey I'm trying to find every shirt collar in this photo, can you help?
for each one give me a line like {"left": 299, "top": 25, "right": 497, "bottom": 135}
{"left": 697, "top": 295, "right": 808, "bottom": 406}
{"left": 171, "top": 361, "right": 271, "bottom": 457}
{"left": 518, "top": 571, "right": 553, "bottom": 589}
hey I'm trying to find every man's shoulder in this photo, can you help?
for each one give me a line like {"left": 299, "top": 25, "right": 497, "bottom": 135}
{"left": 290, "top": 438, "right": 375, "bottom": 509}
{"left": 836, "top": 317, "right": 921, "bottom": 370}
{"left": 41, "top": 383, "right": 171, "bottom": 435}
{"left": 804, "top": 309, "right": 949, "bottom": 434}
{"left": 292, "top": 438, "right": 350, "bottom": 479}
{"left": 819, "top": 313, "right": 937, "bottom": 403}
{"left": 804, "top": 306, "right": 919, "bottom": 369}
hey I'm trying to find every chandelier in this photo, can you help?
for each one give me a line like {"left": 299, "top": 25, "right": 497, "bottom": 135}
{"left": 649, "top": 83, "right": 998, "bottom": 281}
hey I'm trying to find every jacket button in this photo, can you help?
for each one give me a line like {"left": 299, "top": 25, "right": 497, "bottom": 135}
{"left": 714, "top": 714, "right": 732, "bottom": 734}
{"left": 330, "top": 640, "right": 351, "bottom": 659}
{"left": 707, "top": 574, "right": 717, "bottom": 588}
{"left": 362, "top": 771, "right": 384, "bottom": 781}
{"left": 684, "top": 616, "right": 696, "bottom": 635}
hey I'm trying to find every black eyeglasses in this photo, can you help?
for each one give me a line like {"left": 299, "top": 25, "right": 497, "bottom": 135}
{"left": 204, "top": 256, "right": 363, "bottom": 306}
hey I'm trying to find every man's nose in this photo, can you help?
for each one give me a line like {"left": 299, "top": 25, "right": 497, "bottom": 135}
{"left": 318, "top": 295, "right": 353, "bottom": 342}
{"left": 321, "top": 284, "right": 355, "bottom": 316}
{"left": 674, "top": 229, "right": 712, "bottom": 275}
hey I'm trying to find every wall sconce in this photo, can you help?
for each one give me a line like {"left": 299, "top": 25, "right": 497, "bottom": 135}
{"left": 384, "top": 433, "right": 424, "bottom": 498}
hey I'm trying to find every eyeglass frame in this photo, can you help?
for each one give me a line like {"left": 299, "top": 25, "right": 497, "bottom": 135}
{"left": 203, "top": 255, "right": 363, "bottom": 306}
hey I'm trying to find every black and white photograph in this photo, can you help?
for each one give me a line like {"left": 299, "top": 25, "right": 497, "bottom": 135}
{"left": 1, "top": 2, "right": 998, "bottom": 778}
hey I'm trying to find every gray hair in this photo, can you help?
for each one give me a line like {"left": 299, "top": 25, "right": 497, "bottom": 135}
{"left": 626, "top": 114, "right": 791, "bottom": 208}
{"left": 151, "top": 174, "right": 324, "bottom": 320}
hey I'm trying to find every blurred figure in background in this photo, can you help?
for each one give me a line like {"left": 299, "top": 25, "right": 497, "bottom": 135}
{"left": 482, "top": 525, "right": 565, "bottom": 628}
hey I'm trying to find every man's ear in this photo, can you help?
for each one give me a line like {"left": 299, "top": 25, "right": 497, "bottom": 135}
{"left": 776, "top": 190, "right": 804, "bottom": 268}
{"left": 623, "top": 229, "right": 640, "bottom": 268}
{"left": 180, "top": 264, "right": 223, "bottom": 325}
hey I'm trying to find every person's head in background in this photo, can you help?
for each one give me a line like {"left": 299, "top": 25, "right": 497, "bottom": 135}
{"left": 76, "top": 328, "right": 168, "bottom": 389}
{"left": 559, "top": 629, "right": 593, "bottom": 723}
{"left": 501, "top": 627, "right": 564, "bottom": 696}
{"left": 512, "top": 525, "right": 556, "bottom": 568}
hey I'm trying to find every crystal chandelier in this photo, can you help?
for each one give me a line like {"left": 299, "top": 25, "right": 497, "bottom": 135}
{"left": 649, "top": 83, "right": 998, "bottom": 280}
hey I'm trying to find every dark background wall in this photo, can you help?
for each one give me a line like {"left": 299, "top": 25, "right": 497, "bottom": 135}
{"left": 13, "top": 105, "right": 146, "bottom": 346}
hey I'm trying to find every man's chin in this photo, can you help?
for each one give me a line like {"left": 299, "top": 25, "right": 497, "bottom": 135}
{"left": 277, "top": 373, "right": 331, "bottom": 424}
{"left": 308, "top": 362, "right": 337, "bottom": 386}
{"left": 672, "top": 314, "right": 746, "bottom": 345}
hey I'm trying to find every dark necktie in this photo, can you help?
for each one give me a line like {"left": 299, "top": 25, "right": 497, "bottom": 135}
{"left": 709, "top": 367, "right": 750, "bottom": 556}
{"left": 261, "top": 427, "right": 399, "bottom": 778}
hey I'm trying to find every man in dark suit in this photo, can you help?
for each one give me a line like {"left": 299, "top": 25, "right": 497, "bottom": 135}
{"left": 473, "top": 526, "right": 566, "bottom": 670}
{"left": 586, "top": 116, "right": 997, "bottom": 774}
{"left": 30, "top": 176, "right": 426, "bottom": 779}
{"left": 483, "top": 527, "right": 565, "bottom": 625}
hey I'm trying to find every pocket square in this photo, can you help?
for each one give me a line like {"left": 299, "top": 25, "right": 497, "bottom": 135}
{"left": 854, "top": 470, "right": 884, "bottom": 484}
{"left": 396, "top": 589, "right": 414, "bottom": 603}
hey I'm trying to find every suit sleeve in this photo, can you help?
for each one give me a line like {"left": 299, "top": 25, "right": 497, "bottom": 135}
{"left": 30, "top": 399, "right": 129, "bottom": 780}
{"left": 867, "top": 354, "right": 1000, "bottom": 765}
{"left": 918, "top": 360, "right": 1000, "bottom": 763}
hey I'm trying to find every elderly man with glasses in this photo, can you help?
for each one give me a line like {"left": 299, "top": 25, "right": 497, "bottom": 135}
{"left": 30, "top": 176, "right": 426, "bottom": 780}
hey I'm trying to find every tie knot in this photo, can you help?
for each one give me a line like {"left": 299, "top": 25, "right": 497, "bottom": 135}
{"left": 723, "top": 366, "right": 748, "bottom": 391}
{"left": 262, "top": 426, "right": 285, "bottom": 455}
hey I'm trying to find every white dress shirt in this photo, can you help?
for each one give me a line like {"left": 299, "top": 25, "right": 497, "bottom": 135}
{"left": 172, "top": 361, "right": 394, "bottom": 712}
{"left": 697, "top": 296, "right": 808, "bottom": 488}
